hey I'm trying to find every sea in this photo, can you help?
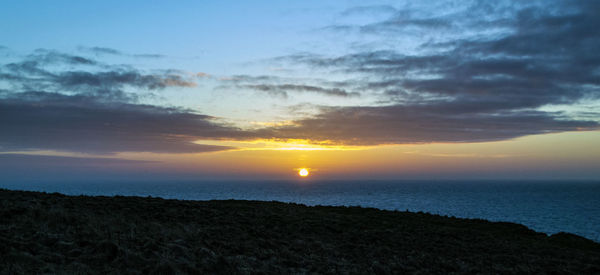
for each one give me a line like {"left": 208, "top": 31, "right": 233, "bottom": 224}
{"left": 2, "top": 180, "right": 599, "bottom": 242}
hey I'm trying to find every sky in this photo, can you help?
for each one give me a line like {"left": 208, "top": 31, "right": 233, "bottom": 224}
{"left": 1, "top": 0, "right": 599, "bottom": 181}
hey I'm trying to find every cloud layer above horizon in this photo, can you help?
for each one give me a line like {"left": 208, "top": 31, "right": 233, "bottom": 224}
{"left": 262, "top": 0, "right": 599, "bottom": 145}
{"left": 1, "top": 0, "right": 599, "bottom": 155}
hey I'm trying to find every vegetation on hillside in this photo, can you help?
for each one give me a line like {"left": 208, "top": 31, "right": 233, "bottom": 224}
{"left": 1, "top": 189, "right": 599, "bottom": 274}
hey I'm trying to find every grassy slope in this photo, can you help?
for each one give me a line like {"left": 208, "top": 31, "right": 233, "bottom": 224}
{"left": 1, "top": 189, "right": 599, "bottom": 274}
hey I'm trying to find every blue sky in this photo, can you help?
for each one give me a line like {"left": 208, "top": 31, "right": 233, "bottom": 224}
{"left": 2, "top": 1, "right": 348, "bottom": 70}
{"left": 1, "top": 0, "right": 387, "bottom": 120}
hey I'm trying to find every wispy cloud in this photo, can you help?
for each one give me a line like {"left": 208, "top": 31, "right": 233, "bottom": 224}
{"left": 402, "top": 151, "right": 521, "bottom": 159}
{"left": 218, "top": 74, "right": 360, "bottom": 98}
{"left": 1, "top": 49, "right": 197, "bottom": 103}
{"left": 339, "top": 5, "right": 397, "bottom": 17}
{"left": 78, "top": 46, "right": 166, "bottom": 58}
{"left": 242, "top": 84, "right": 358, "bottom": 98}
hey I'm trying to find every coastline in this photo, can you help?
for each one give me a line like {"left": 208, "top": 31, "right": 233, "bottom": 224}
{"left": 1, "top": 188, "right": 599, "bottom": 273}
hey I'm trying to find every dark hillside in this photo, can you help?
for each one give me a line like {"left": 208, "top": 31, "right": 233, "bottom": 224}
{"left": 1, "top": 189, "right": 599, "bottom": 274}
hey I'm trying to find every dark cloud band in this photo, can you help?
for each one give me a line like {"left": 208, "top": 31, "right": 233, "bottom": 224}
{"left": 0, "top": 92, "right": 240, "bottom": 154}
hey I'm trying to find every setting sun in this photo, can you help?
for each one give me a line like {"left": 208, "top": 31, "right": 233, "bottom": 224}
{"left": 298, "top": 168, "right": 309, "bottom": 177}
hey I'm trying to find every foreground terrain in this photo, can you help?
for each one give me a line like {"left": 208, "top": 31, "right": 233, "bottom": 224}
{"left": 1, "top": 189, "right": 599, "bottom": 274}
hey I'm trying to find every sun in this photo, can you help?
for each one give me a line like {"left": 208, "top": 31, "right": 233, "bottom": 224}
{"left": 298, "top": 168, "right": 309, "bottom": 177}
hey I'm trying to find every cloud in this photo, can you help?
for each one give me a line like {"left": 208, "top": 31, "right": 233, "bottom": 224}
{"left": 0, "top": 92, "right": 243, "bottom": 154}
{"left": 256, "top": 104, "right": 597, "bottom": 145}
{"left": 0, "top": 49, "right": 251, "bottom": 154}
{"left": 326, "top": 5, "right": 456, "bottom": 34}
{"left": 242, "top": 84, "right": 359, "bottom": 98}
{"left": 361, "top": 13, "right": 453, "bottom": 33}
{"left": 326, "top": 1, "right": 527, "bottom": 35}
{"left": 210, "top": 0, "right": 600, "bottom": 147}
{"left": 0, "top": 49, "right": 242, "bottom": 154}
{"left": 26, "top": 49, "right": 97, "bottom": 66}
{"left": 0, "top": 49, "right": 197, "bottom": 102}
{"left": 132, "top": 53, "right": 165, "bottom": 58}
{"left": 54, "top": 71, "right": 197, "bottom": 90}
{"left": 4, "top": 3, "right": 599, "bottom": 156}
{"left": 79, "top": 46, "right": 122, "bottom": 55}
{"left": 0, "top": 153, "right": 155, "bottom": 166}
{"left": 340, "top": 5, "right": 397, "bottom": 17}
{"left": 78, "top": 46, "right": 165, "bottom": 58}
{"left": 220, "top": 74, "right": 360, "bottom": 98}
{"left": 260, "top": 0, "right": 600, "bottom": 145}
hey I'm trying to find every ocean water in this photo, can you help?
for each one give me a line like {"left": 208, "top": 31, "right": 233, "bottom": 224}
{"left": 2, "top": 180, "right": 599, "bottom": 242}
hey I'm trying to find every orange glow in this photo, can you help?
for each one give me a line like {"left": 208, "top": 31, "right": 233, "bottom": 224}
{"left": 298, "top": 168, "right": 309, "bottom": 177}
{"left": 110, "top": 131, "right": 600, "bottom": 179}
{"left": 193, "top": 138, "right": 369, "bottom": 151}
